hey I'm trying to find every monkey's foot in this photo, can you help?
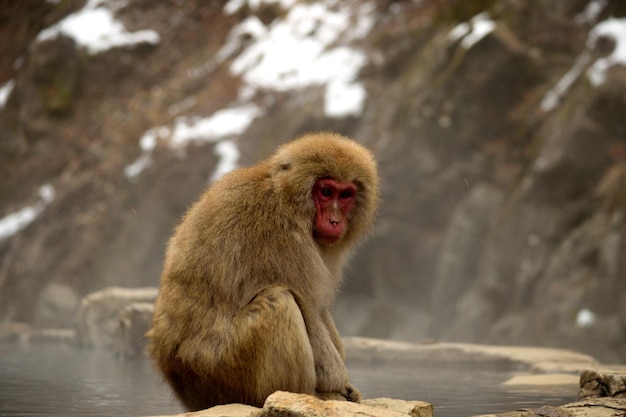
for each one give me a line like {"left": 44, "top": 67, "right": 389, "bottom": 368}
{"left": 315, "top": 384, "right": 361, "bottom": 403}
{"left": 344, "top": 384, "right": 361, "bottom": 403}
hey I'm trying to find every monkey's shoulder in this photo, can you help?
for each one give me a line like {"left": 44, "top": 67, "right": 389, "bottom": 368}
{"left": 210, "top": 162, "right": 273, "bottom": 197}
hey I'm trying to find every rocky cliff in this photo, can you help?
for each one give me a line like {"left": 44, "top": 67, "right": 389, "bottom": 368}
{"left": 1, "top": 0, "right": 625, "bottom": 362}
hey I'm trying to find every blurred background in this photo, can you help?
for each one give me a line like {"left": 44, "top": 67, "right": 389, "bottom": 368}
{"left": 1, "top": 0, "right": 625, "bottom": 364}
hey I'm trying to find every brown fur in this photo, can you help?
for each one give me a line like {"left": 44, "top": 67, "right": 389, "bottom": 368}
{"left": 147, "top": 132, "right": 379, "bottom": 411}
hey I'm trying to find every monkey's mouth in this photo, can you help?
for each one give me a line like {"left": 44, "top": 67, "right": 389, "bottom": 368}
{"left": 313, "top": 230, "right": 342, "bottom": 246}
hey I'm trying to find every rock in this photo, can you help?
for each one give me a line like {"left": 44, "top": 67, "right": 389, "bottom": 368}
{"left": 0, "top": 321, "right": 32, "bottom": 342}
{"left": 262, "top": 391, "right": 433, "bottom": 417}
{"left": 144, "top": 392, "right": 433, "bottom": 417}
{"left": 201, "top": 404, "right": 261, "bottom": 417}
{"left": 474, "top": 398, "right": 626, "bottom": 417}
{"left": 0, "top": 321, "right": 75, "bottom": 344}
{"left": 2, "top": 0, "right": 626, "bottom": 366}
{"left": 75, "top": 286, "right": 158, "bottom": 348}
{"left": 361, "top": 398, "right": 433, "bottom": 417}
{"left": 562, "top": 398, "right": 626, "bottom": 417}
{"left": 29, "top": 328, "right": 76, "bottom": 344}
{"left": 578, "top": 369, "right": 626, "bottom": 399}
{"left": 343, "top": 337, "right": 598, "bottom": 373}
{"left": 147, "top": 404, "right": 262, "bottom": 417}
{"left": 114, "top": 302, "right": 154, "bottom": 358}
{"left": 11, "top": 34, "right": 79, "bottom": 141}
{"left": 429, "top": 183, "right": 504, "bottom": 336}
{"left": 502, "top": 374, "right": 579, "bottom": 388}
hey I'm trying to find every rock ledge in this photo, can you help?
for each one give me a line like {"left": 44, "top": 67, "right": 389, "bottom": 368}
{"left": 145, "top": 392, "right": 433, "bottom": 417}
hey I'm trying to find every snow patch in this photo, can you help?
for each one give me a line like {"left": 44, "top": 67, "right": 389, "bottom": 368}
{"left": 221, "top": 0, "right": 374, "bottom": 117}
{"left": 0, "top": 185, "right": 56, "bottom": 241}
{"left": 587, "top": 17, "right": 626, "bottom": 86}
{"left": 127, "top": 0, "right": 375, "bottom": 181}
{"left": 0, "top": 79, "right": 15, "bottom": 109}
{"left": 224, "top": 0, "right": 297, "bottom": 15}
{"left": 576, "top": 308, "right": 596, "bottom": 328}
{"left": 36, "top": 0, "right": 160, "bottom": 54}
{"left": 541, "top": 16, "right": 626, "bottom": 111}
{"left": 449, "top": 12, "right": 496, "bottom": 49}
{"left": 575, "top": 0, "right": 607, "bottom": 24}
{"left": 541, "top": 52, "right": 591, "bottom": 111}
{"left": 169, "top": 105, "right": 262, "bottom": 149}
{"left": 124, "top": 105, "right": 261, "bottom": 180}
{"left": 210, "top": 140, "right": 240, "bottom": 182}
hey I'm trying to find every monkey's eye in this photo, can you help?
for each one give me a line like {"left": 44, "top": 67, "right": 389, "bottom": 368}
{"left": 321, "top": 188, "right": 332, "bottom": 197}
{"left": 339, "top": 190, "right": 354, "bottom": 199}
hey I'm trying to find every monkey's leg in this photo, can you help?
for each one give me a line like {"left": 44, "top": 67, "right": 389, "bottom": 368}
{"left": 232, "top": 286, "right": 317, "bottom": 405}
{"left": 163, "top": 286, "right": 317, "bottom": 410}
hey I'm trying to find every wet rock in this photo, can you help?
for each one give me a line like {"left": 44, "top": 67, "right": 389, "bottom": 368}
{"left": 76, "top": 286, "right": 158, "bottom": 348}
{"left": 114, "top": 302, "right": 154, "bottom": 358}
{"left": 29, "top": 328, "right": 76, "bottom": 344}
{"left": 343, "top": 337, "right": 598, "bottom": 373}
{"left": 0, "top": 321, "right": 32, "bottom": 342}
{"left": 578, "top": 369, "right": 626, "bottom": 399}
{"left": 477, "top": 398, "right": 626, "bottom": 417}
{"left": 0, "top": 321, "right": 76, "bottom": 344}
{"left": 502, "top": 374, "right": 579, "bottom": 389}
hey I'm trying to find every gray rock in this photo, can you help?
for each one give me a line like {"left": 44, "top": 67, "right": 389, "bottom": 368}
{"left": 75, "top": 286, "right": 158, "bottom": 348}
{"left": 579, "top": 369, "right": 626, "bottom": 399}
{"left": 473, "top": 398, "right": 626, "bottom": 417}
{"left": 114, "top": 302, "right": 154, "bottom": 358}
{"left": 29, "top": 328, "right": 76, "bottom": 344}
{"left": 343, "top": 337, "right": 598, "bottom": 373}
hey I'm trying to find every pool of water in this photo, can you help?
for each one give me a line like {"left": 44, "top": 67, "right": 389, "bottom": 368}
{"left": 348, "top": 362, "right": 575, "bottom": 417}
{"left": 0, "top": 342, "right": 575, "bottom": 417}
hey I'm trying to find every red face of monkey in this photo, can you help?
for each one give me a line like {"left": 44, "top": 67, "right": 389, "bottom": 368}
{"left": 312, "top": 178, "right": 357, "bottom": 246}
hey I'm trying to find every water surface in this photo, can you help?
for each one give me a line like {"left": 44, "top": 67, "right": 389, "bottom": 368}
{"left": 0, "top": 342, "right": 575, "bottom": 417}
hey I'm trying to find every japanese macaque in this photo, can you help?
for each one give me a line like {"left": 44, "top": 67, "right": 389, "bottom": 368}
{"left": 147, "top": 132, "right": 379, "bottom": 411}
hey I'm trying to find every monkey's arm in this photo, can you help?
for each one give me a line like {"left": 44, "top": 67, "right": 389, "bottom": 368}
{"left": 305, "top": 309, "right": 361, "bottom": 402}
{"left": 321, "top": 309, "right": 345, "bottom": 359}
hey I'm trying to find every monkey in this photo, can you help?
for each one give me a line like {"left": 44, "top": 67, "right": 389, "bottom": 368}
{"left": 146, "top": 132, "right": 379, "bottom": 411}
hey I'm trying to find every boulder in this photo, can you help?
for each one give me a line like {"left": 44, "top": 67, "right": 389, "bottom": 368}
{"left": 75, "top": 286, "right": 158, "bottom": 348}
{"left": 579, "top": 369, "right": 626, "bottom": 399}
{"left": 262, "top": 392, "right": 433, "bottom": 417}
{"left": 143, "top": 392, "right": 433, "bottom": 417}
{"left": 114, "top": 302, "right": 154, "bottom": 358}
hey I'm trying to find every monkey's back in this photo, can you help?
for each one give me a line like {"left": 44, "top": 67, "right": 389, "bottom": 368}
{"left": 148, "top": 159, "right": 330, "bottom": 361}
